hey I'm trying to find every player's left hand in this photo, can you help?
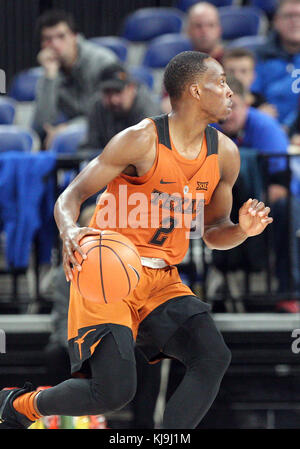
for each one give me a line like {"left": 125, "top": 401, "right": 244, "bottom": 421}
{"left": 238, "top": 198, "right": 273, "bottom": 237}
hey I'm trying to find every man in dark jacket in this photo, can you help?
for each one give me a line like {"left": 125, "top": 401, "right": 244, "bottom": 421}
{"left": 80, "top": 62, "right": 161, "bottom": 151}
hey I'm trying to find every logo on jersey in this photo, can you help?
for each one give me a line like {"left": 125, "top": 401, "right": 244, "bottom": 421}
{"left": 196, "top": 181, "right": 209, "bottom": 191}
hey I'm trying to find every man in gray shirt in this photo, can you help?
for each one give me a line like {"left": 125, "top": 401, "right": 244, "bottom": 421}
{"left": 81, "top": 62, "right": 162, "bottom": 151}
{"left": 32, "top": 9, "right": 117, "bottom": 148}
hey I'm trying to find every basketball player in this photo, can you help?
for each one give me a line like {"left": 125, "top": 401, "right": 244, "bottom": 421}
{"left": 0, "top": 52, "right": 273, "bottom": 429}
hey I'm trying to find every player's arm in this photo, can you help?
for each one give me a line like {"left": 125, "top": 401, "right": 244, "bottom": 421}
{"left": 54, "top": 119, "right": 155, "bottom": 281}
{"left": 202, "top": 132, "right": 273, "bottom": 250}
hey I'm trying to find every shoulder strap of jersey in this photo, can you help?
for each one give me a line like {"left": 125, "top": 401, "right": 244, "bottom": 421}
{"left": 149, "top": 113, "right": 172, "bottom": 150}
{"left": 150, "top": 115, "right": 218, "bottom": 155}
{"left": 205, "top": 125, "right": 218, "bottom": 156}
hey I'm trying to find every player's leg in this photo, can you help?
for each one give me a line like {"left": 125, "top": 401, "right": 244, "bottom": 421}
{"left": 0, "top": 331, "right": 136, "bottom": 428}
{"left": 161, "top": 312, "right": 231, "bottom": 429}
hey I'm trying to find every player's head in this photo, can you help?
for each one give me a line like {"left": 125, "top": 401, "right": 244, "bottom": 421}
{"left": 36, "top": 9, "right": 78, "bottom": 65}
{"left": 163, "top": 51, "right": 233, "bottom": 122}
{"left": 274, "top": 0, "right": 300, "bottom": 47}
{"left": 186, "top": 2, "right": 222, "bottom": 54}
{"left": 98, "top": 63, "right": 137, "bottom": 117}
{"left": 219, "top": 75, "right": 248, "bottom": 136}
{"left": 222, "top": 48, "right": 256, "bottom": 90}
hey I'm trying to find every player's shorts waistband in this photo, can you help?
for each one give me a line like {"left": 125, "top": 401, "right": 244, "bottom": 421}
{"left": 140, "top": 257, "right": 168, "bottom": 269}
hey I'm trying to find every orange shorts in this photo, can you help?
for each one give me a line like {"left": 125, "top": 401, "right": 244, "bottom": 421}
{"left": 68, "top": 265, "right": 210, "bottom": 373}
{"left": 68, "top": 265, "right": 193, "bottom": 341}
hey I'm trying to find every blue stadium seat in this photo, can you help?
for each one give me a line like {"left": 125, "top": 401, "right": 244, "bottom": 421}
{"left": 176, "top": 0, "right": 235, "bottom": 12}
{"left": 89, "top": 36, "right": 129, "bottom": 62}
{"left": 129, "top": 66, "right": 154, "bottom": 90}
{"left": 0, "top": 97, "right": 16, "bottom": 124}
{"left": 142, "top": 34, "right": 193, "bottom": 68}
{"left": 49, "top": 123, "right": 87, "bottom": 154}
{"left": 248, "top": 0, "right": 278, "bottom": 15}
{"left": 0, "top": 125, "right": 34, "bottom": 152}
{"left": 219, "top": 6, "right": 267, "bottom": 40}
{"left": 121, "top": 8, "right": 184, "bottom": 42}
{"left": 227, "top": 35, "right": 268, "bottom": 52}
{"left": 9, "top": 67, "right": 44, "bottom": 102}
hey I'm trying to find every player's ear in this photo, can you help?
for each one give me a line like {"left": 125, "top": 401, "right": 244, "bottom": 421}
{"left": 189, "top": 83, "right": 201, "bottom": 100}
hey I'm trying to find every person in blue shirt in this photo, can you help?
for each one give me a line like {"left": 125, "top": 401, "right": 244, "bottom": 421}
{"left": 216, "top": 75, "right": 300, "bottom": 310}
{"left": 251, "top": 0, "right": 300, "bottom": 129}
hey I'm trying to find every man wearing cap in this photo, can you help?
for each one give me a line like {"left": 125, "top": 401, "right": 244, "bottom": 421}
{"left": 80, "top": 62, "right": 161, "bottom": 151}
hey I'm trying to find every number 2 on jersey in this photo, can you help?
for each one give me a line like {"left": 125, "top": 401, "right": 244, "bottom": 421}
{"left": 149, "top": 217, "right": 177, "bottom": 247}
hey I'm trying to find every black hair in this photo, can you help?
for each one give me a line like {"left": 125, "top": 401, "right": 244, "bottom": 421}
{"left": 36, "top": 9, "right": 77, "bottom": 40}
{"left": 163, "top": 51, "right": 210, "bottom": 101}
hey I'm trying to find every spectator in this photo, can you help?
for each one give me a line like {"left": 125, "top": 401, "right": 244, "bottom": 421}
{"left": 32, "top": 9, "right": 118, "bottom": 148}
{"left": 162, "top": 1, "right": 224, "bottom": 114}
{"left": 222, "top": 48, "right": 278, "bottom": 119}
{"left": 185, "top": 2, "right": 224, "bottom": 63}
{"left": 218, "top": 76, "right": 289, "bottom": 176}
{"left": 251, "top": 0, "right": 300, "bottom": 129}
{"left": 80, "top": 62, "right": 161, "bottom": 151}
{"left": 216, "top": 75, "right": 300, "bottom": 306}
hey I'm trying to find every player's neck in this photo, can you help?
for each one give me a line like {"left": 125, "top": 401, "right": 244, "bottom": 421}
{"left": 168, "top": 110, "right": 208, "bottom": 149}
{"left": 169, "top": 114, "right": 206, "bottom": 159}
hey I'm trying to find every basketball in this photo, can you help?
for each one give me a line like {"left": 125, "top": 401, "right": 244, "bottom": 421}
{"left": 71, "top": 230, "right": 142, "bottom": 304}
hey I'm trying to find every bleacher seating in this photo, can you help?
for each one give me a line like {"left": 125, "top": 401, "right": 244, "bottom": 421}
{"left": 0, "top": 97, "right": 16, "bottom": 125}
{"left": 9, "top": 67, "right": 43, "bottom": 102}
{"left": 219, "top": 6, "right": 268, "bottom": 40}
{"left": 248, "top": 0, "right": 278, "bottom": 16}
{"left": 121, "top": 7, "right": 184, "bottom": 42}
{"left": 129, "top": 66, "right": 154, "bottom": 90}
{"left": 121, "top": 7, "right": 185, "bottom": 66}
{"left": 49, "top": 123, "right": 87, "bottom": 154}
{"left": 89, "top": 36, "right": 129, "bottom": 62}
{"left": 9, "top": 67, "right": 44, "bottom": 130}
{"left": 0, "top": 125, "right": 34, "bottom": 152}
{"left": 176, "top": 0, "right": 236, "bottom": 12}
{"left": 227, "top": 34, "right": 268, "bottom": 52}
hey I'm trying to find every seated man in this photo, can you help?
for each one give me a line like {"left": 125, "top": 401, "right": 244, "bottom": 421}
{"left": 80, "top": 62, "right": 161, "bottom": 151}
{"left": 216, "top": 75, "right": 300, "bottom": 308}
{"left": 161, "top": 1, "right": 224, "bottom": 114}
{"left": 185, "top": 2, "right": 225, "bottom": 63}
{"left": 32, "top": 9, "right": 117, "bottom": 148}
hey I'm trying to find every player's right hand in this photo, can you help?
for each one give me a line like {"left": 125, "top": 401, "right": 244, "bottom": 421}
{"left": 60, "top": 226, "right": 102, "bottom": 282}
{"left": 37, "top": 48, "right": 60, "bottom": 79}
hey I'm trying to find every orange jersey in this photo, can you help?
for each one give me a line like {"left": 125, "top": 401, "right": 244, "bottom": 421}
{"left": 90, "top": 114, "right": 220, "bottom": 265}
{"left": 68, "top": 114, "right": 219, "bottom": 356}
